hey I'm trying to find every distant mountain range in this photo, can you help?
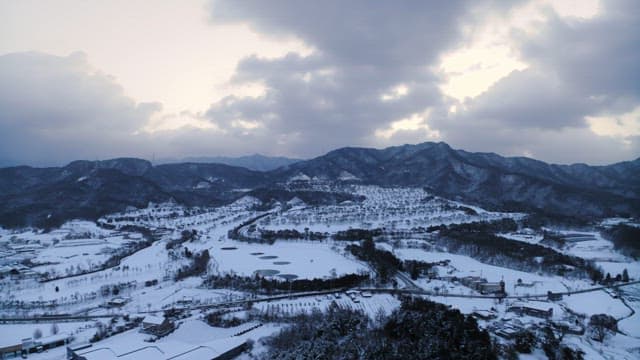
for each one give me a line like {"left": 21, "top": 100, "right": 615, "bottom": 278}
{"left": 0, "top": 142, "right": 638, "bottom": 228}
{"left": 156, "top": 154, "right": 301, "bottom": 171}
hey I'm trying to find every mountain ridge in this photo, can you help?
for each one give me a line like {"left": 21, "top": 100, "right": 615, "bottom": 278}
{"left": 0, "top": 142, "right": 638, "bottom": 227}
{"left": 156, "top": 154, "right": 301, "bottom": 171}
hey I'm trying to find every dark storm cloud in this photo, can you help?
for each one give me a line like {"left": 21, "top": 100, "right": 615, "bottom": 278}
{"left": 431, "top": 0, "right": 640, "bottom": 164}
{"left": 2, "top": 1, "right": 637, "bottom": 166}
{"left": 208, "top": 52, "right": 442, "bottom": 156}
{"left": 520, "top": 0, "right": 640, "bottom": 109}
{"left": 206, "top": 0, "right": 474, "bottom": 157}
{"left": 207, "top": 0, "right": 639, "bottom": 164}
{"left": 454, "top": 69, "right": 593, "bottom": 129}
{"left": 0, "top": 52, "right": 160, "bottom": 166}
{"left": 210, "top": 0, "right": 470, "bottom": 66}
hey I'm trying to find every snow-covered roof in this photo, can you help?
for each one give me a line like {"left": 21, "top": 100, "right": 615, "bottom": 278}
{"left": 511, "top": 301, "right": 552, "bottom": 312}
{"left": 78, "top": 336, "right": 246, "bottom": 360}
{"left": 288, "top": 173, "right": 311, "bottom": 182}
{"left": 39, "top": 333, "right": 72, "bottom": 345}
{"left": 338, "top": 170, "right": 360, "bottom": 181}
{"left": 142, "top": 315, "right": 165, "bottom": 325}
{"left": 286, "top": 197, "right": 305, "bottom": 206}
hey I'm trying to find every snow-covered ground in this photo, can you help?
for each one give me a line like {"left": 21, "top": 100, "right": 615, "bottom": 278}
{"left": 253, "top": 293, "right": 399, "bottom": 318}
{"left": 2, "top": 186, "right": 639, "bottom": 360}
{"left": 394, "top": 248, "right": 588, "bottom": 295}
{"left": 207, "top": 240, "right": 368, "bottom": 279}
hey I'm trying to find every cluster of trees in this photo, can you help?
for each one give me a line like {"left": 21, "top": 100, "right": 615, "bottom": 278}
{"left": 227, "top": 213, "right": 272, "bottom": 241}
{"left": 102, "top": 239, "right": 152, "bottom": 269}
{"left": 205, "top": 311, "right": 246, "bottom": 328}
{"left": 404, "top": 260, "right": 437, "bottom": 280}
{"left": 439, "top": 221, "right": 603, "bottom": 280}
{"left": 441, "top": 219, "right": 518, "bottom": 233}
{"left": 203, "top": 273, "right": 368, "bottom": 294}
{"left": 242, "top": 226, "right": 386, "bottom": 244}
{"left": 588, "top": 314, "right": 618, "bottom": 342}
{"left": 347, "top": 238, "right": 402, "bottom": 283}
{"left": 166, "top": 229, "right": 198, "bottom": 250}
{"left": 520, "top": 211, "right": 591, "bottom": 229}
{"left": 496, "top": 326, "right": 585, "bottom": 360}
{"left": 333, "top": 228, "right": 383, "bottom": 241}
{"left": 538, "top": 326, "right": 585, "bottom": 360}
{"left": 259, "top": 228, "right": 327, "bottom": 242}
{"left": 602, "top": 224, "right": 640, "bottom": 258}
{"left": 174, "top": 249, "right": 210, "bottom": 281}
{"left": 603, "top": 269, "right": 630, "bottom": 284}
{"left": 262, "top": 297, "right": 496, "bottom": 359}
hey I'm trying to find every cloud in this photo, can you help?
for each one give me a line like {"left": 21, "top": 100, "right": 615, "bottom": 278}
{"left": 205, "top": 0, "right": 480, "bottom": 157}
{"left": 519, "top": 0, "right": 640, "bottom": 108}
{"left": 1, "top": 1, "right": 637, "bottom": 166}
{"left": 452, "top": 68, "right": 592, "bottom": 129}
{"left": 206, "top": 0, "right": 639, "bottom": 164}
{"left": 0, "top": 51, "right": 160, "bottom": 166}
{"left": 431, "top": 0, "right": 640, "bottom": 164}
{"left": 210, "top": 0, "right": 471, "bottom": 66}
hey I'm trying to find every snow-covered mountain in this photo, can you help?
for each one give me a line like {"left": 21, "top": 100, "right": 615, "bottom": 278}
{"left": 0, "top": 142, "right": 638, "bottom": 227}
{"left": 157, "top": 154, "right": 301, "bottom": 171}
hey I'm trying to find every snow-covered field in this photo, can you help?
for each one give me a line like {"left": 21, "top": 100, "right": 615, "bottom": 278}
{"left": 207, "top": 240, "right": 368, "bottom": 279}
{"left": 2, "top": 186, "right": 639, "bottom": 360}
{"left": 395, "top": 248, "right": 586, "bottom": 294}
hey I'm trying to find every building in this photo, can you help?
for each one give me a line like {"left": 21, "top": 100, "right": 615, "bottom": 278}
{"left": 495, "top": 325, "right": 521, "bottom": 339}
{"left": 478, "top": 281, "right": 505, "bottom": 295}
{"left": 507, "top": 302, "right": 553, "bottom": 319}
{"left": 68, "top": 337, "right": 247, "bottom": 360}
{"left": 547, "top": 291, "right": 563, "bottom": 301}
{"left": 0, "top": 340, "right": 22, "bottom": 359}
{"left": 107, "top": 297, "right": 128, "bottom": 307}
{"left": 458, "top": 276, "right": 506, "bottom": 295}
{"left": 6, "top": 333, "right": 73, "bottom": 356}
{"left": 141, "top": 315, "right": 175, "bottom": 337}
{"left": 552, "top": 320, "right": 585, "bottom": 335}
{"left": 472, "top": 310, "right": 497, "bottom": 320}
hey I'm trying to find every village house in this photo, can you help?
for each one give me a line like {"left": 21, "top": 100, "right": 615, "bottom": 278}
{"left": 507, "top": 302, "right": 554, "bottom": 319}
{"left": 141, "top": 315, "right": 175, "bottom": 337}
{"left": 68, "top": 336, "right": 246, "bottom": 360}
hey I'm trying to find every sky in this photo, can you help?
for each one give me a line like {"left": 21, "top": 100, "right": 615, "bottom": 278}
{"left": 0, "top": 0, "right": 638, "bottom": 166}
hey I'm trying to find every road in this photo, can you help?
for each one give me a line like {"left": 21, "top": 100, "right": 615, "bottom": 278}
{"left": 3, "top": 280, "right": 640, "bottom": 323}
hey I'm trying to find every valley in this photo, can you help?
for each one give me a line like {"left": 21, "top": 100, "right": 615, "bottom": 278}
{"left": 1, "top": 180, "right": 639, "bottom": 359}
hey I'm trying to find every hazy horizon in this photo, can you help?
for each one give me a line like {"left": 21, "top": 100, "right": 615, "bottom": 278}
{"left": 2, "top": 140, "right": 638, "bottom": 169}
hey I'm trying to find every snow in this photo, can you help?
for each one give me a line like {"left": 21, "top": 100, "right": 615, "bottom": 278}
{"left": 561, "top": 291, "right": 631, "bottom": 319}
{"left": 2, "top": 185, "right": 639, "bottom": 360}
{"left": 208, "top": 240, "right": 368, "bottom": 279}
{"left": 0, "top": 321, "right": 94, "bottom": 348}
{"left": 142, "top": 315, "right": 165, "bottom": 325}
{"left": 338, "top": 170, "right": 360, "bottom": 181}
{"left": 395, "top": 248, "right": 581, "bottom": 294}
{"left": 253, "top": 293, "right": 400, "bottom": 318}
{"left": 288, "top": 173, "right": 311, "bottom": 182}
{"left": 499, "top": 232, "right": 543, "bottom": 245}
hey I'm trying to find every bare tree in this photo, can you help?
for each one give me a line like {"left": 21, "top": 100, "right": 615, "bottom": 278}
{"left": 588, "top": 314, "right": 617, "bottom": 342}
